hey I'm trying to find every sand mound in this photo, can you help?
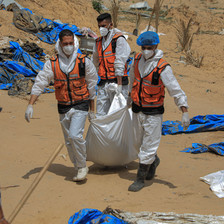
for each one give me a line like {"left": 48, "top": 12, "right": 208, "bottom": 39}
{"left": 16, "top": 0, "right": 99, "bottom": 30}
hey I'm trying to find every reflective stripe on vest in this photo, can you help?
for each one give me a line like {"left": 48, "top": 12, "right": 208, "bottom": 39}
{"left": 96, "top": 33, "right": 128, "bottom": 80}
{"left": 51, "top": 53, "right": 89, "bottom": 105}
{"left": 131, "top": 53, "right": 169, "bottom": 108}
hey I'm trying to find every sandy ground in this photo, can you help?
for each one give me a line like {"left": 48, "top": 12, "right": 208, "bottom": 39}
{"left": 0, "top": 0, "right": 224, "bottom": 223}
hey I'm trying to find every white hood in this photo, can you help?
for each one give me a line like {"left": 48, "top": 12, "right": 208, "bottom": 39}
{"left": 55, "top": 35, "right": 80, "bottom": 74}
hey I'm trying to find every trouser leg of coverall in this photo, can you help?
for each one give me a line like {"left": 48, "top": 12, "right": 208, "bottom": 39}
{"left": 60, "top": 109, "right": 88, "bottom": 169}
{"left": 129, "top": 113, "right": 163, "bottom": 192}
{"left": 96, "top": 84, "right": 129, "bottom": 116}
{"left": 134, "top": 112, "right": 163, "bottom": 165}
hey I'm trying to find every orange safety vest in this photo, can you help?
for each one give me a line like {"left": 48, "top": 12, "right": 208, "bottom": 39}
{"left": 131, "top": 53, "right": 169, "bottom": 108}
{"left": 96, "top": 33, "right": 128, "bottom": 80}
{"left": 51, "top": 53, "right": 89, "bottom": 105}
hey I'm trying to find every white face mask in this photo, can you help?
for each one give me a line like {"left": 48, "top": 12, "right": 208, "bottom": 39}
{"left": 63, "top": 45, "right": 74, "bottom": 55}
{"left": 142, "top": 49, "right": 154, "bottom": 60}
{"left": 100, "top": 26, "right": 109, "bottom": 37}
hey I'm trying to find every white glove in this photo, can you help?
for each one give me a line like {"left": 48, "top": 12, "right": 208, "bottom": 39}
{"left": 127, "top": 96, "right": 132, "bottom": 108}
{"left": 88, "top": 111, "right": 95, "bottom": 121}
{"left": 181, "top": 112, "right": 190, "bottom": 130}
{"left": 116, "top": 85, "right": 122, "bottom": 96}
{"left": 25, "top": 104, "right": 33, "bottom": 122}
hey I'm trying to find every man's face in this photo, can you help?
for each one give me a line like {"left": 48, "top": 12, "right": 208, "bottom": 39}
{"left": 98, "top": 19, "right": 112, "bottom": 29}
{"left": 60, "top": 35, "right": 74, "bottom": 47}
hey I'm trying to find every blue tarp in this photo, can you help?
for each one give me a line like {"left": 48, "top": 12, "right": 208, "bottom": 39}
{"left": 0, "top": 41, "right": 44, "bottom": 90}
{"left": 162, "top": 114, "right": 224, "bottom": 135}
{"left": 68, "top": 209, "right": 128, "bottom": 224}
{"left": 21, "top": 8, "right": 82, "bottom": 44}
{"left": 181, "top": 142, "right": 224, "bottom": 156}
{"left": 36, "top": 18, "right": 82, "bottom": 44}
{"left": 9, "top": 41, "right": 44, "bottom": 74}
{"left": 0, "top": 41, "right": 54, "bottom": 93}
{"left": 0, "top": 83, "right": 12, "bottom": 90}
{"left": 3, "top": 60, "right": 37, "bottom": 77}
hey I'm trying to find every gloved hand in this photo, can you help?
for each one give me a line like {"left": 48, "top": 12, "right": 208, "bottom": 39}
{"left": 127, "top": 96, "right": 132, "bottom": 108}
{"left": 88, "top": 111, "right": 95, "bottom": 121}
{"left": 116, "top": 85, "right": 122, "bottom": 96}
{"left": 181, "top": 112, "right": 190, "bottom": 130}
{"left": 25, "top": 104, "right": 33, "bottom": 122}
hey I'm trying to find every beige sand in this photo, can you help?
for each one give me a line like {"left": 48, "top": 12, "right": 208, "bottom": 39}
{"left": 0, "top": 0, "right": 224, "bottom": 223}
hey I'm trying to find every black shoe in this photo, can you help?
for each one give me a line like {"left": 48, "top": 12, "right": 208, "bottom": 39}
{"left": 128, "top": 163, "right": 149, "bottom": 192}
{"left": 145, "top": 155, "right": 160, "bottom": 180}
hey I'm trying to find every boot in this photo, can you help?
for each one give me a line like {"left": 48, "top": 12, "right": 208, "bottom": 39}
{"left": 145, "top": 155, "right": 160, "bottom": 180}
{"left": 128, "top": 163, "right": 149, "bottom": 192}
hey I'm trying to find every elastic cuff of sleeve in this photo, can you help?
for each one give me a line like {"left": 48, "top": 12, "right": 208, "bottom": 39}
{"left": 183, "top": 105, "right": 189, "bottom": 108}
{"left": 177, "top": 104, "right": 189, "bottom": 109}
{"left": 178, "top": 105, "right": 189, "bottom": 110}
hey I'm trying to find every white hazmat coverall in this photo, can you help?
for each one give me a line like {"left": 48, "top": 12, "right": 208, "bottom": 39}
{"left": 129, "top": 49, "right": 188, "bottom": 165}
{"left": 92, "top": 28, "right": 131, "bottom": 116}
{"left": 31, "top": 36, "right": 98, "bottom": 168}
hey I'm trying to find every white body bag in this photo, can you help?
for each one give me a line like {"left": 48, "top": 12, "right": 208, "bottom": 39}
{"left": 86, "top": 93, "right": 138, "bottom": 166}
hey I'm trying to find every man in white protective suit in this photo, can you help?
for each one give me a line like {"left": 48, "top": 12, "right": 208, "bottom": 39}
{"left": 25, "top": 29, "right": 98, "bottom": 182}
{"left": 127, "top": 31, "right": 190, "bottom": 192}
{"left": 92, "top": 13, "right": 131, "bottom": 116}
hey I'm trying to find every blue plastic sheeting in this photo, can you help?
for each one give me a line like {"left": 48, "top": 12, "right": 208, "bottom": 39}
{"left": 181, "top": 142, "right": 224, "bottom": 156}
{"left": 127, "top": 57, "right": 133, "bottom": 74}
{"left": 0, "top": 83, "right": 13, "bottom": 90}
{"left": 36, "top": 19, "right": 82, "bottom": 44}
{"left": 23, "top": 8, "right": 33, "bottom": 13}
{"left": 68, "top": 209, "right": 128, "bottom": 224}
{"left": 43, "top": 88, "right": 54, "bottom": 93}
{"left": 21, "top": 8, "right": 82, "bottom": 44}
{"left": 9, "top": 41, "right": 44, "bottom": 75}
{"left": 0, "top": 41, "right": 45, "bottom": 90}
{"left": 3, "top": 61, "right": 37, "bottom": 77}
{"left": 162, "top": 114, "right": 224, "bottom": 135}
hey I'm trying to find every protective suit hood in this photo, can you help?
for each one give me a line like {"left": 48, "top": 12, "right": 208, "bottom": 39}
{"left": 141, "top": 49, "right": 163, "bottom": 62}
{"left": 139, "top": 49, "right": 164, "bottom": 78}
{"left": 55, "top": 35, "right": 79, "bottom": 58}
{"left": 108, "top": 28, "right": 125, "bottom": 39}
{"left": 152, "top": 49, "right": 163, "bottom": 61}
{"left": 101, "top": 28, "right": 125, "bottom": 50}
{"left": 54, "top": 35, "right": 80, "bottom": 74}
